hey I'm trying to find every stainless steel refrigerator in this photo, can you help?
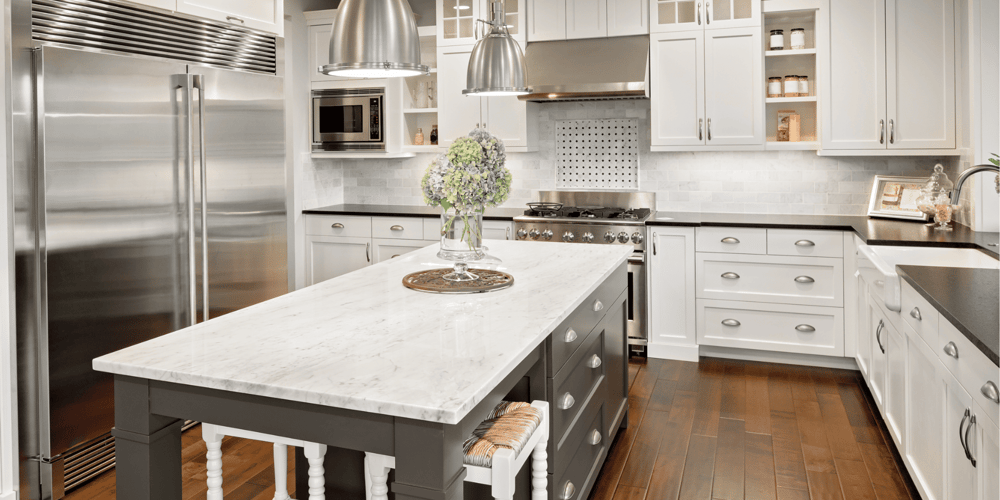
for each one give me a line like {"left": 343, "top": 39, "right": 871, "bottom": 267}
{"left": 13, "top": 4, "right": 287, "bottom": 498}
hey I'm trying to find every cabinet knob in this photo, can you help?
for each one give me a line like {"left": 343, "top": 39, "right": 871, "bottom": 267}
{"left": 331, "top": 223, "right": 345, "bottom": 229}
{"left": 390, "top": 225, "right": 404, "bottom": 231}
{"left": 794, "top": 239, "right": 815, "bottom": 247}
{"left": 587, "top": 354, "right": 602, "bottom": 369}
{"left": 910, "top": 307, "right": 922, "bottom": 321}
{"left": 721, "top": 319, "right": 741, "bottom": 327}
{"left": 795, "top": 324, "right": 816, "bottom": 333}
{"left": 593, "top": 300, "right": 603, "bottom": 312}
{"left": 943, "top": 341, "right": 959, "bottom": 359}
{"left": 794, "top": 276, "right": 815, "bottom": 284}
{"left": 563, "top": 328, "right": 578, "bottom": 343}
{"left": 588, "top": 429, "right": 602, "bottom": 446}
{"left": 982, "top": 382, "right": 999, "bottom": 404}
{"left": 721, "top": 272, "right": 740, "bottom": 280}
{"left": 559, "top": 481, "right": 576, "bottom": 500}
{"left": 720, "top": 237, "right": 740, "bottom": 244}
{"left": 558, "top": 393, "right": 575, "bottom": 410}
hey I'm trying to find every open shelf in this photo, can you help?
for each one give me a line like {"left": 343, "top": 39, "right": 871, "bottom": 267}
{"left": 765, "top": 141, "right": 820, "bottom": 151}
{"left": 766, "top": 96, "right": 817, "bottom": 103}
{"left": 765, "top": 48, "right": 817, "bottom": 57}
{"left": 403, "top": 108, "right": 438, "bottom": 114}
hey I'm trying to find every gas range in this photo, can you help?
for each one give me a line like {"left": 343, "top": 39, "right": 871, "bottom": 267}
{"left": 514, "top": 207, "right": 652, "bottom": 250}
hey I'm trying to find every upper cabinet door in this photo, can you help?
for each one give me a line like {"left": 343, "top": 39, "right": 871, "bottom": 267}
{"left": 703, "top": 27, "right": 762, "bottom": 145}
{"left": 885, "top": 0, "right": 955, "bottom": 149}
{"left": 501, "top": 0, "right": 527, "bottom": 44}
{"left": 705, "top": 0, "right": 759, "bottom": 29}
{"left": 823, "top": 0, "right": 887, "bottom": 150}
{"left": 527, "top": 0, "right": 566, "bottom": 41}
{"left": 650, "top": 0, "right": 705, "bottom": 33}
{"left": 437, "top": 0, "right": 481, "bottom": 46}
{"left": 484, "top": 96, "right": 534, "bottom": 150}
{"left": 176, "top": 0, "right": 283, "bottom": 36}
{"left": 608, "top": 0, "right": 649, "bottom": 36}
{"left": 437, "top": 45, "right": 483, "bottom": 147}
{"left": 307, "top": 24, "right": 347, "bottom": 83}
{"left": 650, "top": 31, "right": 704, "bottom": 146}
{"left": 566, "top": 0, "right": 608, "bottom": 39}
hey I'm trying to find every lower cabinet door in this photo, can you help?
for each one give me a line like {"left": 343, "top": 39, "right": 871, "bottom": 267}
{"left": 648, "top": 228, "right": 697, "bottom": 355}
{"left": 869, "top": 296, "right": 888, "bottom": 410}
{"left": 481, "top": 220, "right": 513, "bottom": 241}
{"left": 884, "top": 319, "right": 906, "bottom": 448}
{"left": 978, "top": 403, "right": 1000, "bottom": 500}
{"left": 856, "top": 275, "right": 872, "bottom": 378}
{"left": 371, "top": 238, "right": 430, "bottom": 263}
{"left": 904, "top": 328, "right": 946, "bottom": 500}
{"left": 945, "top": 372, "right": 978, "bottom": 500}
{"left": 305, "top": 235, "right": 371, "bottom": 285}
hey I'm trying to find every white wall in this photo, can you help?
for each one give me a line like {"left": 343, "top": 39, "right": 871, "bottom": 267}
{"left": 0, "top": 0, "right": 18, "bottom": 496}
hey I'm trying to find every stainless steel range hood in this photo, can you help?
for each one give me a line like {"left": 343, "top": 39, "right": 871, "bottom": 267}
{"left": 518, "top": 36, "right": 649, "bottom": 102}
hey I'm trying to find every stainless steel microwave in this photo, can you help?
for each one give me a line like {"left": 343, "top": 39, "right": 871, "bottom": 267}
{"left": 312, "top": 88, "right": 384, "bottom": 151}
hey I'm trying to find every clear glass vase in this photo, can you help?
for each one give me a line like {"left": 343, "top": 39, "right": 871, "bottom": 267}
{"left": 437, "top": 208, "right": 484, "bottom": 281}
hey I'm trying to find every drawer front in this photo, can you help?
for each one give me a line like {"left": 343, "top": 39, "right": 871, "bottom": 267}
{"left": 697, "top": 299, "right": 845, "bottom": 356}
{"left": 900, "top": 281, "right": 939, "bottom": 350}
{"left": 553, "top": 392, "right": 605, "bottom": 478}
{"left": 696, "top": 253, "right": 844, "bottom": 307}
{"left": 423, "top": 218, "right": 441, "bottom": 241}
{"left": 552, "top": 331, "right": 606, "bottom": 447}
{"left": 553, "top": 401, "right": 607, "bottom": 500}
{"left": 482, "top": 220, "right": 512, "bottom": 241}
{"left": 696, "top": 227, "right": 767, "bottom": 255}
{"left": 371, "top": 216, "right": 424, "bottom": 240}
{"left": 548, "top": 263, "right": 628, "bottom": 376}
{"left": 766, "top": 229, "right": 844, "bottom": 258}
{"left": 305, "top": 214, "right": 371, "bottom": 238}
{"left": 938, "top": 319, "right": 1000, "bottom": 427}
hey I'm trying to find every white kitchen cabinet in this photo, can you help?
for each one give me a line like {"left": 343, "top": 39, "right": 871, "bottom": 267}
{"left": 567, "top": 0, "right": 608, "bottom": 38}
{"left": 482, "top": 220, "right": 513, "bottom": 240}
{"left": 608, "top": 0, "right": 649, "bottom": 36}
{"left": 177, "top": 0, "right": 283, "bottom": 35}
{"left": 946, "top": 374, "right": 978, "bottom": 500}
{"left": 884, "top": 318, "right": 906, "bottom": 448}
{"left": 977, "top": 404, "right": 999, "bottom": 500}
{"left": 869, "top": 295, "right": 888, "bottom": 410}
{"left": 527, "top": 0, "right": 567, "bottom": 40}
{"left": 905, "top": 328, "right": 946, "bottom": 500}
{"left": 855, "top": 274, "right": 872, "bottom": 378}
{"left": 651, "top": 27, "right": 762, "bottom": 149}
{"left": 823, "top": 0, "right": 955, "bottom": 151}
{"left": 372, "top": 239, "right": 430, "bottom": 264}
{"left": 307, "top": 23, "right": 349, "bottom": 84}
{"left": 647, "top": 227, "right": 698, "bottom": 361}
{"left": 649, "top": 0, "right": 758, "bottom": 33}
{"left": 305, "top": 236, "right": 371, "bottom": 285}
{"left": 438, "top": 0, "right": 525, "bottom": 46}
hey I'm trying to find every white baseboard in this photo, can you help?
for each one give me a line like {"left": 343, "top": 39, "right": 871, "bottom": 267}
{"left": 647, "top": 343, "right": 700, "bottom": 362}
{"left": 700, "top": 345, "right": 860, "bottom": 370}
{"left": 0, "top": 490, "right": 17, "bottom": 500}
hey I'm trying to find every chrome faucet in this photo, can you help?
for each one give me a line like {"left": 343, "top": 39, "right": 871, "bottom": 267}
{"left": 951, "top": 163, "right": 1000, "bottom": 205}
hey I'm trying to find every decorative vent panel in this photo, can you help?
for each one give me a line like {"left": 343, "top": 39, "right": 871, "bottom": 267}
{"left": 555, "top": 119, "right": 639, "bottom": 190}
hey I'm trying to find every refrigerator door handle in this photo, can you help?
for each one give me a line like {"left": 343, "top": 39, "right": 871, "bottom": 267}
{"left": 193, "top": 74, "right": 209, "bottom": 322}
{"left": 175, "top": 74, "right": 198, "bottom": 327}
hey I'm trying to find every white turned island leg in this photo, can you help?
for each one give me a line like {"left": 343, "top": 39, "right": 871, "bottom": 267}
{"left": 202, "top": 424, "right": 224, "bottom": 500}
{"left": 272, "top": 443, "right": 291, "bottom": 500}
{"left": 304, "top": 443, "right": 328, "bottom": 500}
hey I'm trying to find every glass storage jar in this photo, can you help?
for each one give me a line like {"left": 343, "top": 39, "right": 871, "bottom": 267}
{"left": 797, "top": 75, "right": 809, "bottom": 96}
{"left": 790, "top": 28, "right": 806, "bottom": 49}
{"left": 767, "top": 77, "right": 783, "bottom": 98}
{"left": 783, "top": 75, "right": 799, "bottom": 97}
{"left": 769, "top": 29, "right": 784, "bottom": 50}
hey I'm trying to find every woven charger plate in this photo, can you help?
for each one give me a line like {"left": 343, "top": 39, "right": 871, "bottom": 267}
{"left": 402, "top": 268, "right": 514, "bottom": 294}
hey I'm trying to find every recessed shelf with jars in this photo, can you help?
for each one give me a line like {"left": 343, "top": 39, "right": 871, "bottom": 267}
{"left": 763, "top": 6, "right": 818, "bottom": 151}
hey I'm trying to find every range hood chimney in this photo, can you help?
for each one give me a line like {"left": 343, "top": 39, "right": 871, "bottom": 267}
{"left": 517, "top": 36, "right": 649, "bottom": 102}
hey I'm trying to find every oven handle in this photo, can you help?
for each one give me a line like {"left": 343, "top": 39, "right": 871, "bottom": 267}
{"left": 628, "top": 255, "right": 645, "bottom": 264}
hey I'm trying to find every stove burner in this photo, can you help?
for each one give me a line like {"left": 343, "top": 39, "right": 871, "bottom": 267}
{"left": 521, "top": 205, "right": 652, "bottom": 222}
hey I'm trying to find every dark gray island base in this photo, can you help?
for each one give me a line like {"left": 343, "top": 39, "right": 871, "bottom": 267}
{"left": 111, "top": 261, "right": 629, "bottom": 500}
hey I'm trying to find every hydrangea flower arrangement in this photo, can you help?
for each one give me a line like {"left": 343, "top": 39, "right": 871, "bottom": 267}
{"left": 421, "top": 128, "right": 512, "bottom": 213}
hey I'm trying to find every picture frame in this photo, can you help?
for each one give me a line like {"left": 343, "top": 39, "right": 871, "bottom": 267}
{"left": 867, "top": 175, "right": 931, "bottom": 221}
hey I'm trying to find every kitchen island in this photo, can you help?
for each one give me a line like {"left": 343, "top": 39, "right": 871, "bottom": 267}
{"left": 93, "top": 240, "right": 632, "bottom": 500}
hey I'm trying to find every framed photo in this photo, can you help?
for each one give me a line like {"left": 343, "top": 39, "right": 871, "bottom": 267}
{"left": 867, "top": 175, "right": 930, "bottom": 221}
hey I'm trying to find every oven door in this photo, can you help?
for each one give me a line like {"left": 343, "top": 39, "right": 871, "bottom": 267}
{"left": 312, "top": 95, "right": 378, "bottom": 144}
{"left": 627, "top": 253, "right": 646, "bottom": 344}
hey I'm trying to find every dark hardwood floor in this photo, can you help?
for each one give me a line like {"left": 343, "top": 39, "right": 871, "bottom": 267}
{"left": 67, "top": 356, "right": 917, "bottom": 500}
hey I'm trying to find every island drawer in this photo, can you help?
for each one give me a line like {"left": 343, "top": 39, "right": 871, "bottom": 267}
{"left": 305, "top": 214, "right": 371, "bottom": 238}
{"left": 697, "top": 299, "right": 844, "bottom": 357}
{"left": 696, "top": 253, "right": 844, "bottom": 307}
{"left": 696, "top": 227, "right": 767, "bottom": 255}
{"left": 766, "top": 229, "right": 844, "bottom": 258}
{"left": 553, "top": 399, "right": 606, "bottom": 500}
{"left": 551, "top": 330, "right": 606, "bottom": 448}
{"left": 937, "top": 318, "right": 999, "bottom": 427}
{"left": 372, "top": 216, "right": 423, "bottom": 240}
{"left": 900, "top": 280, "right": 939, "bottom": 349}
{"left": 548, "top": 264, "right": 627, "bottom": 376}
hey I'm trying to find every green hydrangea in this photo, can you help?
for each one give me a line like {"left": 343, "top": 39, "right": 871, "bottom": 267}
{"left": 420, "top": 127, "right": 513, "bottom": 214}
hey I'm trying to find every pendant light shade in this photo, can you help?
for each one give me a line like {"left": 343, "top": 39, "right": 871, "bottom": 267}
{"left": 323, "top": 0, "right": 429, "bottom": 78}
{"left": 463, "top": 1, "right": 531, "bottom": 96}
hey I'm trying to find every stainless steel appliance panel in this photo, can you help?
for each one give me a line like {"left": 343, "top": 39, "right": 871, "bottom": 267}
{"left": 627, "top": 253, "right": 646, "bottom": 344}
{"left": 36, "top": 46, "right": 191, "bottom": 485}
{"left": 190, "top": 64, "right": 288, "bottom": 319}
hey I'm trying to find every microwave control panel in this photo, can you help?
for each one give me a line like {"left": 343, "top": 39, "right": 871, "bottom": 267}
{"left": 370, "top": 97, "right": 381, "bottom": 140}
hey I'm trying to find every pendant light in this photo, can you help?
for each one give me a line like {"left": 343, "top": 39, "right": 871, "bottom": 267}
{"left": 463, "top": 0, "right": 531, "bottom": 96}
{"left": 323, "top": 0, "right": 429, "bottom": 78}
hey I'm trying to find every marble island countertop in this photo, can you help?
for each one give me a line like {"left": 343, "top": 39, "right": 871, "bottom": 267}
{"left": 93, "top": 241, "right": 632, "bottom": 424}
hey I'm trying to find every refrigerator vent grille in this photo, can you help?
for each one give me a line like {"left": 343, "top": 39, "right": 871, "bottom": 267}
{"left": 31, "top": 0, "right": 278, "bottom": 74}
{"left": 62, "top": 434, "right": 115, "bottom": 491}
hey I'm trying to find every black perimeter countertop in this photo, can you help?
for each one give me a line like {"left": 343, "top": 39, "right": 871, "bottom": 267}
{"left": 897, "top": 266, "right": 999, "bottom": 366}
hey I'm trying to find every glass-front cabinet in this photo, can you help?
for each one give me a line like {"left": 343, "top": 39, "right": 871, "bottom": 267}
{"left": 650, "top": 0, "right": 758, "bottom": 32}
{"left": 438, "top": 0, "right": 524, "bottom": 45}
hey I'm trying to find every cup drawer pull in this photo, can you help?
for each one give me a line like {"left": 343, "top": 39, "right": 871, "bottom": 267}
{"left": 721, "top": 272, "right": 740, "bottom": 280}
{"left": 331, "top": 223, "right": 345, "bottom": 229}
{"left": 390, "top": 225, "right": 405, "bottom": 231}
{"left": 795, "top": 324, "right": 816, "bottom": 333}
{"left": 943, "top": 341, "right": 959, "bottom": 359}
{"left": 794, "top": 239, "right": 815, "bottom": 247}
{"left": 563, "top": 328, "right": 578, "bottom": 343}
{"left": 559, "top": 481, "right": 576, "bottom": 500}
{"left": 982, "top": 382, "right": 999, "bottom": 404}
{"left": 721, "top": 237, "right": 740, "bottom": 244}
{"left": 588, "top": 430, "right": 602, "bottom": 446}
{"left": 558, "top": 393, "right": 575, "bottom": 410}
{"left": 722, "top": 319, "right": 741, "bottom": 327}
{"left": 910, "top": 307, "right": 922, "bottom": 321}
{"left": 586, "top": 354, "right": 602, "bottom": 369}
{"left": 794, "top": 276, "right": 815, "bottom": 284}
{"left": 593, "top": 300, "right": 603, "bottom": 312}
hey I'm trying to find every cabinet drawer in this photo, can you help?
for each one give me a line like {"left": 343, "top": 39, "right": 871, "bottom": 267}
{"left": 766, "top": 229, "right": 844, "bottom": 258}
{"left": 938, "top": 319, "right": 999, "bottom": 427}
{"left": 371, "top": 216, "right": 423, "bottom": 240}
{"left": 547, "top": 263, "right": 628, "bottom": 376}
{"left": 482, "top": 220, "right": 512, "bottom": 241}
{"left": 551, "top": 331, "right": 605, "bottom": 448}
{"left": 423, "top": 218, "right": 441, "bottom": 241}
{"left": 697, "top": 299, "right": 845, "bottom": 356}
{"left": 553, "top": 391, "right": 604, "bottom": 478}
{"left": 552, "top": 400, "right": 606, "bottom": 500}
{"left": 696, "top": 227, "right": 767, "bottom": 254}
{"left": 696, "top": 253, "right": 844, "bottom": 307}
{"left": 900, "top": 281, "right": 939, "bottom": 350}
{"left": 305, "top": 215, "right": 371, "bottom": 238}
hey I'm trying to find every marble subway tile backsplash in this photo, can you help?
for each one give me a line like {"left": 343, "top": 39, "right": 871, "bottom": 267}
{"left": 314, "top": 101, "right": 955, "bottom": 216}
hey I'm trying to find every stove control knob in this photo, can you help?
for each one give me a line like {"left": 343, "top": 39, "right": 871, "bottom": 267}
{"left": 617, "top": 232, "right": 630, "bottom": 243}
{"left": 516, "top": 228, "right": 528, "bottom": 240}
{"left": 582, "top": 232, "right": 595, "bottom": 243}
{"left": 562, "top": 231, "right": 576, "bottom": 242}
{"left": 631, "top": 232, "right": 644, "bottom": 244}
{"left": 529, "top": 229, "right": 540, "bottom": 240}
{"left": 604, "top": 231, "right": 616, "bottom": 243}
{"left": 542, "top": 229, "right": 554, "bottom": 240}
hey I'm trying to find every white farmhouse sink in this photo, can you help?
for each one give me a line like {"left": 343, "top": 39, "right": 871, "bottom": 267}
{"left": 857, "top": 245, "right": 999, "bottom": 311}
